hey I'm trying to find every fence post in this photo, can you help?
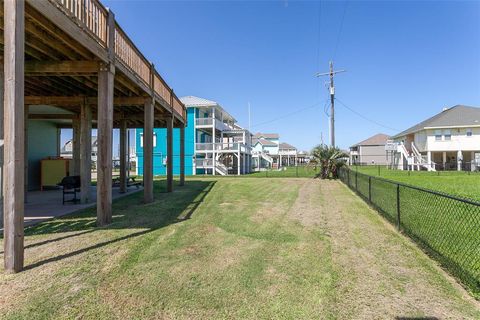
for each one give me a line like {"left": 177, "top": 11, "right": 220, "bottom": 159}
{"left": 368, "top": 176, "right": 371, "bottom": 202}
{"left": 396, "top": 184, "right": 401, "bottom": 230}
{"left": 296, "top": 165, "right": 298, "bottom": 177}
{"left": 347, "top": 169, "right": 350, "bottom": 186}
{"left": 378, "top": 165, "right": 380, "bottom": 176}
{"left": 355, "top": 170, "right": 358, "bottom": 190}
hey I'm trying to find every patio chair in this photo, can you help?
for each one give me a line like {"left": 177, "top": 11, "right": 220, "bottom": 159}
{"left": 57, "top": 176, "right": 81, "bottom": 205}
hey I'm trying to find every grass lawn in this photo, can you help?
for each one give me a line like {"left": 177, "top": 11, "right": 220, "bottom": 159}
{"left": 248, "top": 166, "right": 320, "bottom": 178}
{"left": 352, "top": 165, "right": 480, "bottom": 202}
{"left": 0, "top": 178, "right": 478, "bottom": 319}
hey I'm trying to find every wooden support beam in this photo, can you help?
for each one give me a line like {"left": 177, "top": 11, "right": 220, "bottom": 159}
{"left": 119, "top": 118, "right": 127, "bottom": 193}
{"left": 166, "top": 115, "right": 173, "bottom": 193}
{"left": 80, "top": 102, "right": 92, "bottom": 204}
{"left": 24, "top": 105, "right": 29, "bottom": 202}
{"left": 96, "top": 62, "right": 114, "bottom": 226}
{"left": 143, "top": 98, "right": 154, "bottom": 203}
{"left": 72, "top": 118, "right": 80, "bottom": 175}
{"left": 28, "top": 113, "right": 78, "bottom": 120}
{"left": 179, "top": 124, "right": 185, "bottom": 186}
{"left": 96, "top": 8, "right": 115, "bottom": 224}
{"left": 26, "top": 0, "right": 109, "bottom": 62}
{"left": 25, "top": 96, "right": 147, "bottom": 106}
{"left": 0, "top": 58, "right": 3, "bottom": 230}
{"left": 25, "top": 61, "right": 99, "bottom": 74}
{"left": 4, "top": 0, "right": 25, "bottom": 273}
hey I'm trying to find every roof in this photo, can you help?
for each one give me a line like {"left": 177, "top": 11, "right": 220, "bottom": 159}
{"left": 279, "top": 142, "right": 296, "bottom": 150}
{"left": 180, "top": 95, "right": 236, "bottom": 122}
{"left": 352, "top": 133, "right": 390, "bottom": 147}
{"left": 180, "top": 96, "right": 218, "bottom": 107}
{"left": 253, "top": 138, "right": 278, "bottom": 146}
{"left": 254, "top": 132, "right": 279, "bottom": 139}
{"left": 392, "top": 105, "right": 480, "bottom": 138}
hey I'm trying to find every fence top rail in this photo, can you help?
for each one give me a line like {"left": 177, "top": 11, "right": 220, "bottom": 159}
{"left": 345, "top": 167, "right": 480, "bottom": 207}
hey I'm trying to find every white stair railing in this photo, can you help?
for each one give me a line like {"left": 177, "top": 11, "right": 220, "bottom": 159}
{"left": 215, "top": 162, "right": 228, "bottom": 176}
{"left": 261, "top": 152, "right": 273, "bottom": 164}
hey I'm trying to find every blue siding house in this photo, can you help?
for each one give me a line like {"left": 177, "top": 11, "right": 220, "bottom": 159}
{"left": 136, "top": 96, "right": 253, "bottom": 176}
{"left": 136, "top": 108, "right": 195, "bottom": 176}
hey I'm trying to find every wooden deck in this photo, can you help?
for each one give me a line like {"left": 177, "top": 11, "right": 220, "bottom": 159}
{"left": 1, "top": 0, "right": 186, "bottom": 272}
{"left": 1, "top": 0, "right": 186, "bottom": 127}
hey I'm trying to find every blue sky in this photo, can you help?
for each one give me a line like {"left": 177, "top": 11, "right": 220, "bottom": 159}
{"left": 65, "top": 0, "right": 480, "bottom": 151}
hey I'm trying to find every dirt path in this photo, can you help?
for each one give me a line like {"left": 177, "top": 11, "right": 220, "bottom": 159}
{"left": 288, "top": 179, "right": 480, "bottom": 319}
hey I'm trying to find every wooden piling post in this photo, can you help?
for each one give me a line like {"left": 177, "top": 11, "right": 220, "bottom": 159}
{"left": 80, "top": 100, "right": 92, "bottom": 203}
{"left": 72, "top": 118, "right": 81, "bottom": 176}
{"left": 143, "top": 98, "right": 154, "bottom": 203}
{"left": 4, "top": 0, "right": 25, "bottom": 273}
{"left": 96, "top": 63, "right": 114, "bottom": 226}
{"left": 166, "top": 114, "right": 173, "bottom": 192}
{"left": 119, "top": 118, "right": 127, "bottom": 193}
{"left": 179, "top": 124, "right": 185, "bottom": 186}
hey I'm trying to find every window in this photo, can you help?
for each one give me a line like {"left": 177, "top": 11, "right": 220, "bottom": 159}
{"left": 435, "top": 130, "right": 442, "bottom": 141}
{"left": 466, "top": 128, "right": 473, "bottom": 137}
{"left": 140, "top": 133, "right": 157, "bottom": 148}
{"left": 444, "top": 129, "right": 451, "bottom": 141}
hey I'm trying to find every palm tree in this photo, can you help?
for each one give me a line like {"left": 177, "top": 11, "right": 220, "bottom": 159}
{"left": 310, "top": 144, "right": 348, "bottom": 179}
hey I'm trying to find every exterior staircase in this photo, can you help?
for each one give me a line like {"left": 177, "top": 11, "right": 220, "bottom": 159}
{"left": 411, "top": 143, "right": 435, "bottom": 171}
{"left": 397, "top": 142, "right": 435, "bottom": 171}
{"left": 215, "top": 162, "right": 228, "bottom": 176}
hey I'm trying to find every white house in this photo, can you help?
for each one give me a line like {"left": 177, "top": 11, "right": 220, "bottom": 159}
{"left": 251, "top": 133, "right": 303, "bottom": 170}
{"left": 387, "top": 105, "right": 480, "bottom": 171}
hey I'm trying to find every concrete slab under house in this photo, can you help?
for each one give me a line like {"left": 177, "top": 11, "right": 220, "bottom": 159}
{"left": 0, "top": 0, "right": 187, "bottom": 273}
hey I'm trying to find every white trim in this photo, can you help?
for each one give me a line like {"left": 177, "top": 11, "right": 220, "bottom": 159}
{"left": 424, "top": 125, "right": 480, "bottom": 129}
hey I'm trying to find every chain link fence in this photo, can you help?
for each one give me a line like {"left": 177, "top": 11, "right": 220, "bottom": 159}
{"left": 338, "top": 167, "right": 480, "bottom": 297}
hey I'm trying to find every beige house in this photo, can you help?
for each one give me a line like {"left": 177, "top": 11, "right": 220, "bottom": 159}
{"left": 388, "top": 105, "right": 480, "bottom": 171}
{"left": 349, "top": 133, "right": 390, "bottom": 165}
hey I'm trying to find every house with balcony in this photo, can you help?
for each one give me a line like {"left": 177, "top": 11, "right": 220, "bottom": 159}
{"left": 387, "top": 105, "right": 480, "bottom": 171}
{"left": 136, "top": 96, "right": 252, "bottom": 176}
{"left": 349, "top": 133, "right": 390, "bottom": 165}
{"left": 251, "top": 133, "right": 302, "bottom": 170}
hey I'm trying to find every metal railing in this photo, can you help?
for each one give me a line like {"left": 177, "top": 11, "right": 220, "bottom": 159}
{"left": 338, "top": 167, "right": 480, "bottom": 296}
{"left": 195, "top": 143, "right": 242, "bottom": 151}
{"left": 196, "top": 118, "right": 214, "bottom": 126}
{"left": 195, "top": 159, "right": 213, "bottom": 167}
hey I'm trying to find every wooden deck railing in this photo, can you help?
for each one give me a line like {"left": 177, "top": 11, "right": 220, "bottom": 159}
{"left": 52, "top": 0, "right": 186, "bottom": 121}
{"left": 153, "top": 71, "right": 171, "bottom": 105}
{"left": 114, "top": 23, "right": 150, "bottom": 86}
{"left": 56, "top": 0, "right": 108, "bottom": 46}
{"left": 173, "top": 96, "right": 184, "bottom": 118}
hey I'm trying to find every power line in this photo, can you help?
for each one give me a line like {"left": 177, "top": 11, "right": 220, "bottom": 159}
{"left": 250, "top": 100, "right": 327, "bottom": 129}
{"left": 334, "top": 97, "right": 401, "bottom": 132}
{"left": 333, "top": 0, "right": 349, "bottom": 61}
{"left": 315, "top": 0, "right": 323, "bottom": 73}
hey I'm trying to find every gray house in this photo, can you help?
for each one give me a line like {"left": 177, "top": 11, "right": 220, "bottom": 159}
{"left": 349, "top": 133, "right": 390, "bottom": 165}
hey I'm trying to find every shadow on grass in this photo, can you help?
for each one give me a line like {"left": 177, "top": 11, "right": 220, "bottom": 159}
{"left": 19, "top": 180, "right": 215, "bottom": 271}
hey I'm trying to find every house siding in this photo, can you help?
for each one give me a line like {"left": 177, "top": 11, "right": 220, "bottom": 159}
{"left": 358, "top": 145, "right": 388, "bottom": 165}
{"left": 27, "top": 120, "right": 59, "bottom": 190}
{"left": 136, "top": 108, "right": 195, "bottom": 176}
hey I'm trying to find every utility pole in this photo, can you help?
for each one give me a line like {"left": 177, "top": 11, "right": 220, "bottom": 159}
{"left": 316, "top": 61, "right": 346, "bottom": 147}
